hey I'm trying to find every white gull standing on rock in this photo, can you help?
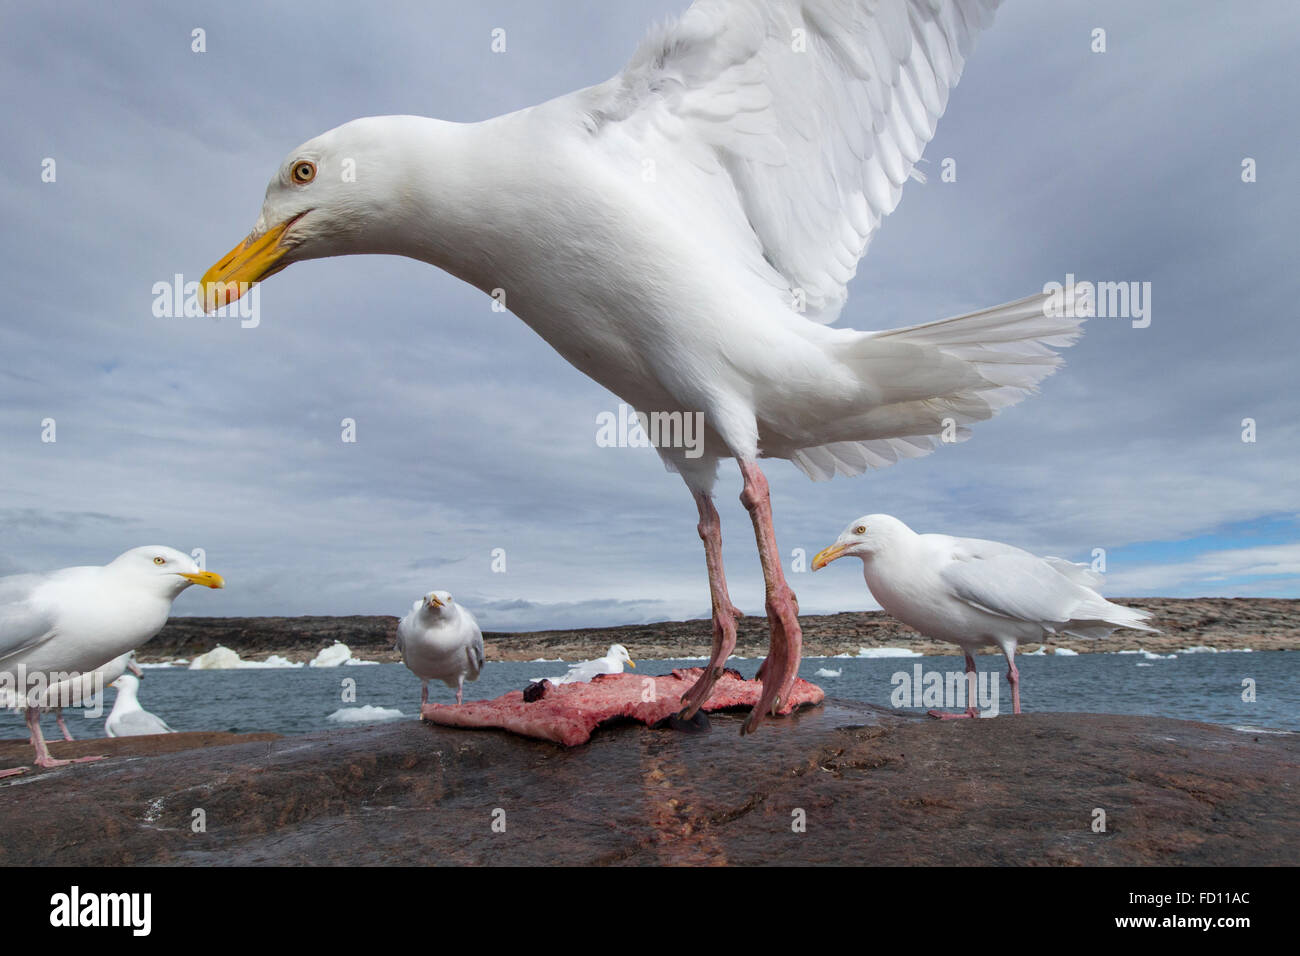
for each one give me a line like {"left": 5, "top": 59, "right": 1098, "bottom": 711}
{"left": 397, "top": 591, "right": 484, "bottom": 708}
{"left": 0, "top": 547, "right": 223, "bottom": 776}
{"left": 202, "top": 0, "right": 1082, "bottom": 734}
{"left": 812, "top": 514, "right": 1157, "bottom": 716}
{"left": 105, "top": 673, "right": 174, "bottom": 737}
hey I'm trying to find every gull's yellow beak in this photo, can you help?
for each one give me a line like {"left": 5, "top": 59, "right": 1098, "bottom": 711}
{"left": 200, "top": 217, "right": 299, "bottom": 312}
{"left": 179, "top": 571, "right": 225, "bottom": 589}
{"left": 427, "top": 595, "right": 444, "bottom": 608}
{"left": 811, "top": 544, "right": 848, "bottom": 571}
{"left": 626, "top": 659, "right": 636, "bottom": 668}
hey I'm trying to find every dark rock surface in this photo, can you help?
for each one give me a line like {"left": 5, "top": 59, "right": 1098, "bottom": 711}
{"left": 152, "top": 598, "right": 1300, "bottom": 663}
{"left": 2, "top": 704, "right": 1294, "bottom": 865}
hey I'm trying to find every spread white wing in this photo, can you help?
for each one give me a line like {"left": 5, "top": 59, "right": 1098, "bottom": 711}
{"left": 581, "top": 0, "right": 1001, "bottom": 323}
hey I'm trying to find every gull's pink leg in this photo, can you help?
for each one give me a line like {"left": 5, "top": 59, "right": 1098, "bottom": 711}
{"left": 55, "top": 709, "right": 75, "bottom": 741}
{"left": 679, "top": 492, "right": 744, "bottom": 718}
{"left": 25, "top": 707, "right": 102, "bottom": 769}
{"left": 737, "top": 460, "right": 802, "bottom": 735}
{"left": 1003, "top": 647, "right": 1022, "bottom": 715}
{"left": 456, "top": 676, "right": 464, "bottom": 707}
{"left": 928, "top": 654, "right": 980, "bottom": 719}
{"left": 420, "top": 681, "right": 429, "bottom": 720}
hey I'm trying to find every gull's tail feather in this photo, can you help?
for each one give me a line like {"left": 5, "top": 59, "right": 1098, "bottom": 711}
{"left": 789, "top": 293, "right": 1082, "bottom": 480}
{"left": 1057, "top": 598, "right": 1160, "bottom": 640}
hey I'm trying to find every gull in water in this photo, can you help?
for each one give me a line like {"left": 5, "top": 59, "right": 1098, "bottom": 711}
{"left": 536, "top": 644, "right": 636, "bottom": 686}
{"left": 202, "top": 0, "right": 1082, "bottom": 734}
{"left": 396, "top": 590, "right": 484, "bottom": 707}
{"left": 105, "top": 673, "right": 174, "bottom": 737}
{"left": 812, "top": 514, "right": 1157, "bottom": 716}
{"left": 0, "top": 547, "right": 223, "bottom": 776}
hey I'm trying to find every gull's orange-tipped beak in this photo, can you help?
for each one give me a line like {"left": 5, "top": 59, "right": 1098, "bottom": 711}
{"left": 626, "top": 659, "right": 636, "bottom": 668}
{"left": 811, "top": 544, "right": 848, "bottom": 571}
{"left": 200, "top": 217, "right": 298, "bottom": 312}
{"left": 179, "top": 571, "right": 225, "bottom": 589}
{"left": 427, "top": 596, "right": 444, "bottom": 608}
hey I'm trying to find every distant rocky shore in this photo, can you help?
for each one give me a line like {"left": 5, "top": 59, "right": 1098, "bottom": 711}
{"left": 142, "top": 597, "right": 1299, "bottom": 664}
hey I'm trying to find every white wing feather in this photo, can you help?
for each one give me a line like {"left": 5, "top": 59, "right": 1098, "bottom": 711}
{"left": 583, "top": 0, "right": 1001, "bottom": 323}
{"left": 939, "top": 541, "right": 1158, "bottom": 636}
{"left": 942, "top": 549, "right": 1093, "bottom": 625}
{"left": 109, "top": 710, "right": 173, "bottom": 736}
{"left": 0, "top": 575, "right": 59, "bottom": 666}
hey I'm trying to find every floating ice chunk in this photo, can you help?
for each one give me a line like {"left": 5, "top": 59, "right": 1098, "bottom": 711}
{"left": 308, "top": 641, "right": 378, "bottom": 667}
{"left": 188, "top": 645, "right": 304, "bottom": 669}
{"left": 326, "top": 705, "right": 405, "bottom": 724}
{"left": 188, "top": 646, "right": 242, "bottom": 669}
{"left": 310, "top": 642, "right": 353, "bottom": 667}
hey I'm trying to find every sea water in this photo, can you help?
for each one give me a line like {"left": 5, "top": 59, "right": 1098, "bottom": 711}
{"left": 2, "top": 651, "right": 1295, "bottom": 739}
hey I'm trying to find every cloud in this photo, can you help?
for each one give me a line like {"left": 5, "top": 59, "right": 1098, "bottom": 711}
{"left": 1108, "top": 542, "right": 1300, "bottom": 595}
{"left": 1, "top": 1, "right": 1296, "bottom": 625}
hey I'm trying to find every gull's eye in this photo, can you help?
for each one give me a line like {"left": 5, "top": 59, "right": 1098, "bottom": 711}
{"left": 291, "top": 160, "right": 316, "bottom": 184}
{"left": 153, "top": 556, "right": 166, "bottom": 565}
{"left": 854, "top": 526, "right": 867, "bottom": 535}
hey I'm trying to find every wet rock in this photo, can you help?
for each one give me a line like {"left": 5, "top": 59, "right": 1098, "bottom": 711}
{"left": 1, "top": 705, "right": 1293, "bottom": 865}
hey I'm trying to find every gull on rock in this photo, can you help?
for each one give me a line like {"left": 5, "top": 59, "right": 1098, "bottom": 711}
{"left": 813, "top": 514, "right": 1157, "bottom": 716}
{"left": 38, "top": 651, "right": 144, "bottom": 742}
{"left": 0, "top": 547, "right": 222, "bottom": 776}
{"left": 202, "top": 0, "right": 1082, "bottom": 734}
{"left": 397, "top": 590, "right": 484, "bottom": 707}
{"left": 105, "top": 673, "right": 174, "bottom": 737}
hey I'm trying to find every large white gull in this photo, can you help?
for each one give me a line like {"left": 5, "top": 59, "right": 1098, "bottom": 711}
{"left": 0, "top": 547, "right": 223, "bottom": 776}
{"left": 812, "top": 514, "right": 1157, "bottom": 716}
{"left": 202, "top": 0, "right": 1082, "bottom": 734}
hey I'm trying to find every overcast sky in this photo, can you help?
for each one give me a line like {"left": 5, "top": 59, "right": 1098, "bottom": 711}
{"left": 1, "top": 1, "right": 1297, "bottom": 629}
